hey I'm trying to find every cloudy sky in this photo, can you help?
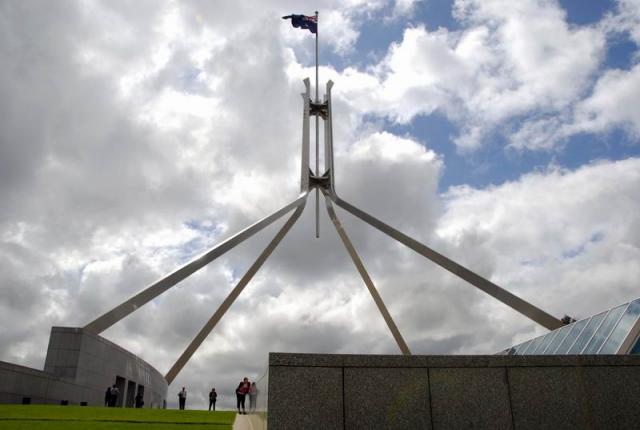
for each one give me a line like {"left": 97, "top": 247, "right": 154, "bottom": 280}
{"left": 1, "top": 0, "right": 639, "bottom": 409}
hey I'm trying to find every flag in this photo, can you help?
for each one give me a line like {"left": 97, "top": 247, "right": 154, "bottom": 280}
{"left": 282, "top": 14, "right": 317, "bottom": 34}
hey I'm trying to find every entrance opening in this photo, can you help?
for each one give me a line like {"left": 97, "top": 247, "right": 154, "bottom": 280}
{"left": 136, "top": 385, "right": 145, "bottom": 408}
{"left": 115, "top": 376, "right": 126, "bottom": 407}
{"left": 126, "top": 380, "right": 136, "bottom": 408}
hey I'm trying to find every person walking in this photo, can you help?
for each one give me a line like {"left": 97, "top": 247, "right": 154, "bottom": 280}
{"left": 178, "top": 387, "right": 187, "bottom": 410}
{"left": 208, "top": 388, "right": 217, "bottom": 411}
{"left": 248, "top": 382, "right": 258, "bottom": 413}
{"left": 109, "top": 385, "right": 119, "bottom": 407}
{"left": 104, "top": 386, "right": 111, "bottom": 407}
{"left": 235, "top": 378, "right": 250, "bottom": 415}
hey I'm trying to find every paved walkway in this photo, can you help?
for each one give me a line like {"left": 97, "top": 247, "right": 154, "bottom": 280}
{"left": 232, "top": 413, "right": 266, "bottom": 430}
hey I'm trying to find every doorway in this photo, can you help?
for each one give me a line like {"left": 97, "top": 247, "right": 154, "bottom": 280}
{"left": 115, "top": 376, "right": 126, "bottom": 407}
{"left": 126, "top": 380, "right": 136, "bottom": 408}
{"left": 136, "top": 385, "right": 145, "bottom": 408}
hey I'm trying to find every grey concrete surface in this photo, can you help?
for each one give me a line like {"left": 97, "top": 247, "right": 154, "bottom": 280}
{"left": 268, "top": 353, "right": 640, "bottom": 430}
{"left": 1, "top": 326, "right": 167, "bottom": 407}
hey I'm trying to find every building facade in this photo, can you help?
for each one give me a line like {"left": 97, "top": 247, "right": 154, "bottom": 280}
{"left": 0, "top": 327, "right": 167, "bottom": 407}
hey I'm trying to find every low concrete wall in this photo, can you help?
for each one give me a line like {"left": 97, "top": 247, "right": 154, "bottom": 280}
{"left": 0, "top": 327, "right": 167, "bottom": 408}
{"left": 0, "top": 360, "right": 91, "bottom": 405}
{"left": 268, "top": 353, "right": 640, "bottom": 429}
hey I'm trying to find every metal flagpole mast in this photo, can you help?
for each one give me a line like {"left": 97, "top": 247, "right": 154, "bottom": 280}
{"left": 314, "top": 11, "right": 320, "bottom": 238}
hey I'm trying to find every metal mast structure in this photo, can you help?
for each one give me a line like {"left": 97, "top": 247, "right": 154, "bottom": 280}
{"left": 83, "top": 77, "right": 564, "bottom": 385}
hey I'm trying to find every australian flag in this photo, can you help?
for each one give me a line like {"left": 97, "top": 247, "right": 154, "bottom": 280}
{"left": 282, "top": 14, "right": 317, "bottom": 34}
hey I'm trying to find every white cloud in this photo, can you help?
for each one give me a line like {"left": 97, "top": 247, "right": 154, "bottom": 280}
{"left": 321, "top": 10, "right": 360, "bottom": 55}
{"left": 438, "top": 158, "right": 640, "bottom": 318}
{"left": 335, "top": 0, "right": 607, "bottom": 151}
{"left": 389, "top": 0, "right": 423, "bottom": 20}
{"left": 571, "top": 64, "right": 640, "bottom": 137}
{"left": 604, "top": 0, "right": 640, "bottom": 46}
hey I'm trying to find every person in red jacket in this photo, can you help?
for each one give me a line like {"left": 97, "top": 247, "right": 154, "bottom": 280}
{"left": 235, "top": 378, "right": 250, "bottom": 415}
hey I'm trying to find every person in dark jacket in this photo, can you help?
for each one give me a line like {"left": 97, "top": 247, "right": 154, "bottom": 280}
{"left": 109, "top": 385, "right": 119, "bottom": 407}
{"left": 208, "top": 388, "right": 217, "bottom": 411}
{"left": 104, "top": 386, "right": 111, "bottom": 407}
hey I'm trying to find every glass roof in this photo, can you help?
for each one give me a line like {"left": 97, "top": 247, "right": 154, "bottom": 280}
{"left": 502, "top": 297, "right": 640, "bottom": 355}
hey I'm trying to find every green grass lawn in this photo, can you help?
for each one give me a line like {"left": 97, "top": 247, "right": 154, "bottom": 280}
{"left": 0, "top": 405, "right": 236, "bottom": 429}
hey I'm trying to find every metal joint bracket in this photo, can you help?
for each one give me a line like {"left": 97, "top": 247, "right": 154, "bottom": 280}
{"left": 310, "top": 100, "right": 328, "bottom": 119}
{"left": 310, "top": 170, "right": 331, "bottom": 190}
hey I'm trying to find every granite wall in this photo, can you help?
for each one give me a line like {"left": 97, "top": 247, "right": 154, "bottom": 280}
{"left": 268, "top": 353, "right": 640, "bottom": 429}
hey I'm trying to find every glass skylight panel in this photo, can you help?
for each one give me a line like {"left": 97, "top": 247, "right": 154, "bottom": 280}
{"left": 513, "top": 340, "right": 532, "bottom": 355}
{"left": 600, "top": 299, "right": 640, "bottom": 354}
{"left": 517, "top": 339, "right": 533, "bottom": 355}
{"left": 555, "top": 318, "right": 590, "bottom": 354}
{"left": 532, "top": 331, "right": 558, "bottom": 354}
{"left": 528, "top": 335, "right": 547, "bottom": 354}
{"left": 567, "top": 311, "right": 607, "bottom": 354}
{"left": 522, "top": 338, "right": 543, "bottom": 355}
{"left": 582, "top": 304, "right": 627, "bottom": 354}
{"left": 544, "top": 324, "right": 572, "bottom": 354}
{"left": 500, "top": 297, "right": 640, "bottom": 356}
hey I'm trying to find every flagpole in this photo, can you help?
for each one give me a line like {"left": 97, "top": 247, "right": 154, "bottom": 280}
{"left": 315, "top": 10, "right": 320, "bottom": 238}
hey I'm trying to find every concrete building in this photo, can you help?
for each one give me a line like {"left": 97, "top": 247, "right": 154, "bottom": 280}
{"left": 0, "top": 327, "right": 167, "bottom": 407}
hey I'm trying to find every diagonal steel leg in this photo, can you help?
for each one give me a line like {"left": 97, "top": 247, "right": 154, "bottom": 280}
{"left": 165, "top": 200, "right": 307, "bottom": 384}
{"left": 324, "top": 192, "right": 411, "bottom": 355}
{"left": 332, "top": 195, "right": 563, "bottom": 331}
{"left": 84, "top": 193, "right": 309, "bottom": 334}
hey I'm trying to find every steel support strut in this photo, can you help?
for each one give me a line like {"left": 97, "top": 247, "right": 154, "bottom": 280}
{"left": 324, "top": 191, "right": 411, "bottom": 355}
{"left": 165, "top": 198, "right": 307, "bottom": 384}
{"left": 84, "top": 193, "right": 308, "bottom": 334}
{"left": 332, "top": 195, "right": 563, "bottom": 331}
{"left": 300, "top": 79, "right": 311, "bottom": 192}
{"left": 323, "top": 81, "right": 335, "bottom": 194}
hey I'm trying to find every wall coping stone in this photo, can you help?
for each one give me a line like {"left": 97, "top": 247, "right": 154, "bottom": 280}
{"left": 269, "top": 352, "right": 640, "bottom": 368}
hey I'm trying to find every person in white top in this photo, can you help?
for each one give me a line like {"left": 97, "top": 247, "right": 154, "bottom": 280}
{"left": 178, "top": 387, "right": 187, "bottom": 410}
{"left": 248, "top": 382, "right": 258, "bottom": 412}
